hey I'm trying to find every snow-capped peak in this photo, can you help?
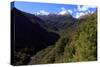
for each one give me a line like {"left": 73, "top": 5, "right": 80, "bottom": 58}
{"left": 34, "top": 8, "right": 70, "bottom": 16}
{"left": 35, "top": 10, "right": 49, "bottom": 15}
{"left": 58, "top": 7, "right": 69, "bottom": 15}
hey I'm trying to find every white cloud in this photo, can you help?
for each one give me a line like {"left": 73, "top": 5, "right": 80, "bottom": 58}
{"left": 59, "top": 10, "right": 67, "bottom": 15}
{"left": 36, "top": 12, "right": 40, "bottom": 15}
{"left": 39, "top": 10, "right": 49, "bottom": 15}
{"left": 77, "top": 6, "right": 88, "bottom": 11}
{"left": 87, "top": 5, "right": 96, "bottom": 8}
{"left": 75, "top": 12, "right": 83, "bottom": 18}
{"left": 58, "top": 7, "right": 73, "bottom": 15}
{"left": 75, "top": 12, "right": 88, "bottom": 18}
{"left": 35, "top": 7, "right": 74, "bottom": 16}
{"left": 61, "top": 7, "right": 66, "bottom": 11}
{"left": 77, "top": 5, "right": 96, "bottom": 12}
{"left": 68, "top": 9, "right": 72, "bottom": 14}
{"left": 58, "top": 7, "right": 68, "bottom": 15}
{"left": 75, "top": 10, "right": 95, "bottom": 18}
{"left": 75, "top": 5, "right": 96, "bottom": 18}
{"left": 88, "top": 10, "right": 94, "bottom": 14}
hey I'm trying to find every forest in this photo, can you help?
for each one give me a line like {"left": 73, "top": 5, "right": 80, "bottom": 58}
{"left": 11, "top": 7, "right": 97, "bottom": 65}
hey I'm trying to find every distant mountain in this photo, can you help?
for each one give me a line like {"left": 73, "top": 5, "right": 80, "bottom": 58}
{"left": 23, "top": 11, "right": 76, "bottom": 32}
{"left": 11, "top": 8, "right": 78, "bottom": 65}
{"left": 11, "top": 7, "right": 97, "bottom": 65}
{"left": 33, "top": 9, "right": 69, "bottom": 16}
{"left": 37, "top": 13, "right": 76, "bottom": 31}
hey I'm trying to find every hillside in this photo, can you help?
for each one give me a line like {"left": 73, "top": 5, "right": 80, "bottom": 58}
{"left": 23, "top": 11, "right": 76, "bottom": 32}
{"left": 11, "top": 8, "right": 60, "bottom": 65}
{"left": 29, "top": 12, "right": 97, "bottom": 64}
{"left": 11, "top": 8, "right": 97, "bottom": 65}
{"left": 36, "top": 14, "right": 76, "bottom": 31}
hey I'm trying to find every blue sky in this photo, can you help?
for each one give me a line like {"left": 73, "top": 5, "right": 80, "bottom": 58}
{"left": 12, "top": 1, "right": 97, "bottom": 18}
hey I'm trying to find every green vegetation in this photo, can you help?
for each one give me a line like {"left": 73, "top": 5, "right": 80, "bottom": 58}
{"left": 14, "top": 11, "right": 97, "bottom": 65}
{"left": 14, "top": 48, "right": 33, "bottom": 65}
{"left": 29, "top": 12, "right": 97, "bottom": 64}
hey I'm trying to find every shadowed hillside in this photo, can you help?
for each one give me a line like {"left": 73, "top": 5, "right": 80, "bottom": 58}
{"left": 11, "top": 7, "right": 97, "bottom": 65}
{"left": 11, "top": 8, "right": 60, "bottom": 65}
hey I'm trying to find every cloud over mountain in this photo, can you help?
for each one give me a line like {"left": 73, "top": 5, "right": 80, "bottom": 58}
{"left": 75, "top": 5, "right": 96, "bottom": 18}
{"left": 77, "top": 5, "right": 96, "bottom": 12}
{"left": 58, "top": 7, "right": 73, "bottom": 15}
{"left": 34, "top": 7, "right": 73, "bottom": 16}
{"left": 58, "top": 7, "right": 68, "bottom": 15}
{"left": 36, "top": 10, "right": 49, "bottom": 15}
{"left": 32, "top": 6, "right": 96, "bottom": 18}
{"left": 75, "top": 12, "right": 88, "bottom": 18}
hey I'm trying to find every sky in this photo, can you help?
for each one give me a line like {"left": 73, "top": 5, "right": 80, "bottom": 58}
{"left": 11, "top": 1, "right": 97, "bottom": 18}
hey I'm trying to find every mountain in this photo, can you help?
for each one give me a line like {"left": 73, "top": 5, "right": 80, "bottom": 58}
{"left": 29, "top": 12, "right": 97, "bottom": 64}
{"left": 23, "top": 12, "right": 76, "bottom": 32}
{"left": 37, "top": 13, "right": 76, "bottom": 31}
{"left": 11, "top": 7, "right": 97, "bottom": 65}
{"left": 11, "top": 8, "right": 60, "bottom": 65}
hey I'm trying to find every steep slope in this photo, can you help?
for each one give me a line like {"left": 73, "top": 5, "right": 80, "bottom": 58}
{"left": 11, "top": 8, "right": 60, "bottom": 65}
{"left": 23, "top": 12, "right": 76, "bottom": 32}
{"left": 38, "top": 14, "right": 76, "bottom": 31}
{"left": 29, "top": 12, "right": 97, "bottom": 64}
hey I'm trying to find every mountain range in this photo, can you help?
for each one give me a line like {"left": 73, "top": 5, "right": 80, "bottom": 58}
{"left": 11, "top": 7, "right": 97, "bottom": 65}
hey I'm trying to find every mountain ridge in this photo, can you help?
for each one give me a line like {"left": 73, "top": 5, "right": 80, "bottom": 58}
{"left": 11, "top": 8, "right": 60, "bottom": 65}
{"left": 11, "top": 7, "right": 97, "bottom": 65}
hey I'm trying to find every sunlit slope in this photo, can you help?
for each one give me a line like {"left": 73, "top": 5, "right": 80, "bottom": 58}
{"left": 29, "top": 12, "right": 97, "bottom": 64}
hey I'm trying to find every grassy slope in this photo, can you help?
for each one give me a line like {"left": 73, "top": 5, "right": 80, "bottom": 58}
{"left": 29, "top": 12, "right": 97, "bottom": 64}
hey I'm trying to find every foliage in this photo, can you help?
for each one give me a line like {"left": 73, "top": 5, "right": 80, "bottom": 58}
{"left": 14, "top": 11, "right": 97, "bottom": 65}
{"left": 29, "top": 12, "right": 97, "bottom": 64}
